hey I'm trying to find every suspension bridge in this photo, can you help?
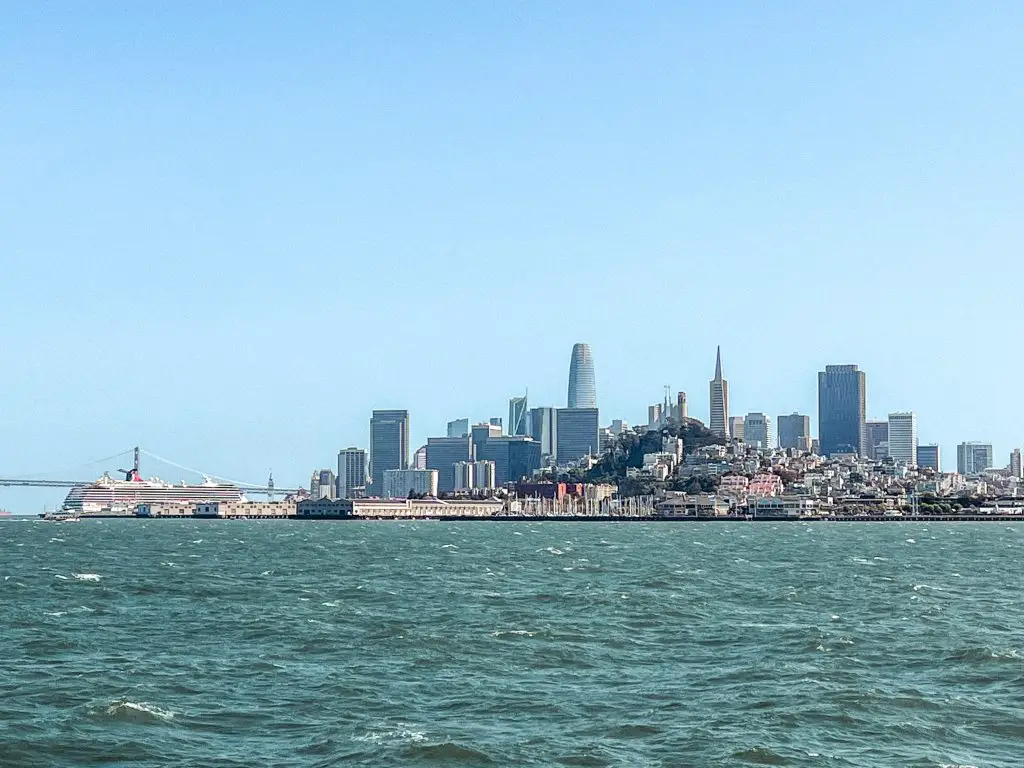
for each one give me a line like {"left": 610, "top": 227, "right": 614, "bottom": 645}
{"left": 0, "top": 447, "right": 301, "bottom": 496}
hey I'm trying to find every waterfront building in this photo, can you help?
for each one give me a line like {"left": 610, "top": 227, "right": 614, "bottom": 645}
{"left": 527, "top": 407, "right": 557, "bottom": 459}
{"left": 475, "top": 436, "right": 541, "bottom": 486}
{"left": 368, "top": 409, "right": 410, "bottom": 497}
{"left": 917, "top": 444, "right": 941, "bottom": 472}
{"left": 383, "top": 468, "right": 438, "bottom": 499}
{"left": 567, "top": 343, "right": 597, "bottom": 409}
{"left": 886, "top": 412, "right": 917, "bottom": 466}
{"left": 777, "top": 413, "right": 811, "bottom": 450}
{"left": 509, "top": 395, "right": 529, "bottom": 436}
{"left": 865, "top": 420, "right": 889, "bottom": 461}
{"left": 676, "top": 391, "right": 688, "bottom": 420}
{"left": 446, "top": 418, "right": 470, "bottom": 438}
{"left": 818, "top": 365, "right": 866, "bottom": 456}
{"left": 1011, "top": 449, "right": 1023, "bottom": 479}
{"left": 426, "top": 436, "right": 474, "bottom": 494}
{"left": 556, "top": 408, "right": 600, "bottom": 464}
{"left": 744, "top": 413, "right": 774, "bottom": 450}
{"left": 729, "top": 416, "right": 745, "bottom": 442}
{"left": 709, "top": 346, "right": 730, "bottom": 438}
{"left": 957, "top": 442, "right": 994, "bottom": 476}
{"left": 336, "top": 447, "right": 367, "bottom": 499}
{"left": 310, "top": 469, "right": 337, "bottom": 500}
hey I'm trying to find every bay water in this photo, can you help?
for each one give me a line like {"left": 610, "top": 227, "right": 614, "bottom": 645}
{"left": 1, "top": 520, "right": 1021, "bottom": 766}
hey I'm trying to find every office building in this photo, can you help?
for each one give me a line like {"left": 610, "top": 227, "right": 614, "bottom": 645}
{"left": 917, "top": 444, "right": 941, "bottom": 472}
{"left": 509, "top": 395, "right": 529, "bottom": 436}
{"left": 1011, "top": 449, "right": 1022, "bottom": 479}
{"left": 426, "top": 436, "right": 474, "bottom": 494}
{"left": 489, "top": 417, "right": 503, "bottom": 432}
{"left": 818, "top": 365, "right": 866, "bottom": 456}
{"left": 310, "top": 469, "right": 337, "bottom": 500}
{"left": 865, "top": 420, "right": 889, "bottom": 461}
{"left": 412, "top": 445, "right": 427, "bottom": 470}
{"left": 383, "top": 469, "right": 438, "bottom": 499}
{"left": 957, "top": 442, "right": 994, "bottom": 476}
{"left": 475, "top": 436, "right": 542, "bottom": 486}
{"left": 473, "top": 460, "right": 496, "bottom": 490}
{"left": 777, "top": 413, "right": 811, "bottom": 450}
{"left": 567, "top": 343, "right": 597, "bottom": 408}
{"left": 446, "top": 418, "right": 470, "bottom": 438}
{"left": 648, "top": 403, "right": 663, "bottom": 429}
{"left": 676, "top": 391, "right": 688, "bottom": 420}
{"left": 528, "top": 407, "right": 557, "bottom": 458}
{"left": 744, "top": 413, "right": 774, "bottom": 450}
{"left": 472, "top": 422, "right": 502, "bottom": 449}
{"left": 336, "top": 448, "right": 367, "bottom": 499}
{"left": 709, "top": 346, "right": 730, "bottom": 438}
{"left": 729, "top": 416, "right": 745, "bottom": 442}
{"left": 887, "top": 412, "right": 917, "bottom": 466}
{"left": 368, "top": 410, "right": 410, "bottom": 496}
{"left": 454, "top": 461, "right": 474, "bottom": 491}
{"left": 610, "top": 419, "right": 629, "bottom": 436}
{"left": 556, "top": 407, "right": 600, "bottom": 464}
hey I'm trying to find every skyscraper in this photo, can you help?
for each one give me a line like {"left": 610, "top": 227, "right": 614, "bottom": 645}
{"left": 957, "top": 442, "right": 993, "bottom": 476}
{"left": 336, "top": 447, "right": 367, "bottom": 499}
{"left": 446, "top": 418, "right": 470, "bottom": 438}
{"left": 917, "top": 444, "right": 941, "bottom": 472}
{"left": 729, "top": 416, "right": 745, "bottom": 441}
{"left": 865, "top": 420, "right": 889, "bottom": 460}
{"left": 475, "top": 436, "right": 542, "bottom": 486}
{"left": 744, "top": 413, "right": 773, "bottom": 450}
{"left": 777, "top": 413, "right": 811, "bottom": 450}
{"left": 556, "top": 408, "right": 600, "bottom": 463}
{"left": 887, "top": 412, "right": 917, "bottom": 466}
{"left": 818, "top": 365, "right": 866, "bottom": 456}
{"left": 368, "top": 409, "right": 410, "bottom": 497}
{"left": 509, "top": 395, "right": 529, "bottom": 436}
{"left": 567, "top": 343, "right": 597, "bottom": 408}
{"left": 528, "top": 406, "right": 557, "bottom": 458}
{"left": 1010, "top": 449, "right": 1022, "bottom": 479}
{"left": 426, "top": 436, "right": 474, "bottom": 494}
{"left": 709, "top": 346, "right": 730, "bottom": 438}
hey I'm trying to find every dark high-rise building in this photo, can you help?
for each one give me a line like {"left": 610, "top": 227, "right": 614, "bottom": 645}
{"left": 368, "top": 409, "right": 410, "bottom": 496}
{"left": 528, "top": 406, "right": 557, "bottom": 459}
{"left": 509, "top": 395, "right": 529, "bottom": 436}
{"left": 709, "top": 346, "right": 729, "bottom": 438}
{"left": 917, "top": 444, "right": 941, "bottom": 472}
{"left": 446, "top": 418, "right": 470, "bottom": 438}
{"left": 471, "top": 422, "right": 502, "bottom": 448}
{"left": 817, "top": 365, "right": 866, "bottom": 456}
{"left": 556, "top": 407, "right": 600, "bottom": 463}
{"left": 865, "top": 420, "right": 889, "bottom": 461}
{"left": 426, "top": 436, "right": 474, "bottom": 494}
{"left": 475, "top": 436, "right": 541, "bottom": 486}
{"left": 777, "top": 413, "right": 811, "bottom": 450}
{"left": 336, "top": 447, "right": 367, "bottom": 499}
{"left": 567, "top": 343, "right": 597, "bottom": 408}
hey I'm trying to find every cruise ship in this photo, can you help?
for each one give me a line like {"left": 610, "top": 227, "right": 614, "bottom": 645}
{"left": 61, "top": 449, "right": 245, "bottom": 515}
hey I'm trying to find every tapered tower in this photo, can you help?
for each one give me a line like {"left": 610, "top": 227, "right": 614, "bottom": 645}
{"left": 567, "top": 343, "right": 596, "bottom": 408}
{"left": 709, "top": 346, "right": 729, "bottom": 438}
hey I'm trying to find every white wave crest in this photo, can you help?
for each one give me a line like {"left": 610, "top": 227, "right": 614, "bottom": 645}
{"left": 73, "top": 573, "right": 102, "bottom": 582}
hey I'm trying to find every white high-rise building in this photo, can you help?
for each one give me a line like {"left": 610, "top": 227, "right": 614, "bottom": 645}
{"left": 383, "top": 468, "right": 438, "bottom": 499}
{"left": 709, "top": 346, "right": 730, "bottom": 438}
{"left": 337, "top": 448, "right": 367, "bottom": 499}
{"left": 744, "top": 413, "right": 774, "bottom": 450}
{"left": 887, "top": 412, "right": 917, "bottom": 466}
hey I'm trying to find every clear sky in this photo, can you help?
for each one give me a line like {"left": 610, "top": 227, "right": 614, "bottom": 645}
{"left": 2, "top": 2, "right": 1022, "bottom": 511}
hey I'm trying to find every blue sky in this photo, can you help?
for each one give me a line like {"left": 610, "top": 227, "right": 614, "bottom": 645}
{"left": 1, "top": 2, "right": 1022, "bottom": 510}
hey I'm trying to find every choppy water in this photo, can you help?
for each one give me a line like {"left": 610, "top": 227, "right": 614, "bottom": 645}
{"left": 1, "top": 520, "right": 1021, "bottom": 767}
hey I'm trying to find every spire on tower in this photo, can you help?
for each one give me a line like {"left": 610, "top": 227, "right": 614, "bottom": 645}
{"left": 714, "top": 346, "right": 723, "bottom": 380}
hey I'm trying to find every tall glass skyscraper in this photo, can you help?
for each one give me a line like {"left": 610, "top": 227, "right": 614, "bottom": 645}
{"left": 368, "top": 409, "right": 410, "bottom": 497}
{"left": 508, "top": 395, "right": 529, "bottom": 436}
{"left": 567, "top": 343, "right": 596, "bottom": 408}
{"left": 817, "top": 365, "right": 866, "bottom": 456}
{"left": 709, "top": 346, "right": 729, "bottom": 438}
